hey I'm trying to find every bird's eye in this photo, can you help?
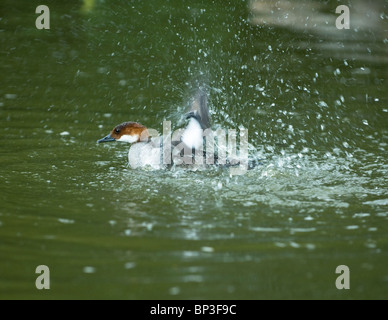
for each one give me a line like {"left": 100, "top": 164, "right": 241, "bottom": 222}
{"left": 115, "top": 128, "right": 121, "bottom": 134}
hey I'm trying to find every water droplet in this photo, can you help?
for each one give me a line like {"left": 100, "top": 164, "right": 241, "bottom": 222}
{"left": 318, "top": 101, "right": 328, "bottom": 108}
{"left": 169, "top": 287, "right": 180, "bottom": 295}
{"left": 83, "top": 266, "right": 96, "bottom": 274}
{"left": 346, "top": 225, "right": 359, "bottom": 230}
{"left": 58, "top": 218, "right": 75, "bottom": 224}
{"left": 5, "top": 94, "right": 17, "bottom": 99}
{"left": 290, "top": 242, "right": 300, "bottom": 248}
{"left": 306, "top": 244, "right": 316, "bottom": 250}
{"left": 124, "top": 262, "right": 136, "bottom": 270}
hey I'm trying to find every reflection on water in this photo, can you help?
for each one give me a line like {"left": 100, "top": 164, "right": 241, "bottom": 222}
{"left": 249, "top": 0, "right": 388, "bottom": 63}
{"left": 0, "top": 0, "right": 387, "bottom": 299}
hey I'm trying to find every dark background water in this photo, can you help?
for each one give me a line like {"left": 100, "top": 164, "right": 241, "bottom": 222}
{"left": 0, "top": 0, "right": 387, "bottom": 299}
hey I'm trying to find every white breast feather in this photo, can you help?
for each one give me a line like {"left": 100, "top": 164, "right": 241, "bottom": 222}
{"left": 181, "top": 118, "right": 203, "bottom": 150}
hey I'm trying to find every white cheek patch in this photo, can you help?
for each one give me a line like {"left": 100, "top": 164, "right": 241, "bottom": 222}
{"left": 117, "top": 134, "right": 139, "bottom": 143}
{"left": 181, "top": 118, "right": 203, "bottom": 149}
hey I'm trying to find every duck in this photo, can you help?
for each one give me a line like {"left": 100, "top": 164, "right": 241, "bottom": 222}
{"left": 98, "top": 88, "right": 259, "bottom": 172}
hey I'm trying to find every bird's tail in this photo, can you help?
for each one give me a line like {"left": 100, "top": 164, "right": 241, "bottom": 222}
{"left": 185, "top": 87, "right": 210, "bottom": 130}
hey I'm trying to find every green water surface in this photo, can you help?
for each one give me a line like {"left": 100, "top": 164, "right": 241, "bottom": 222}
{"left": 0, "top": 0, "right": 387, "bottom": 299}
